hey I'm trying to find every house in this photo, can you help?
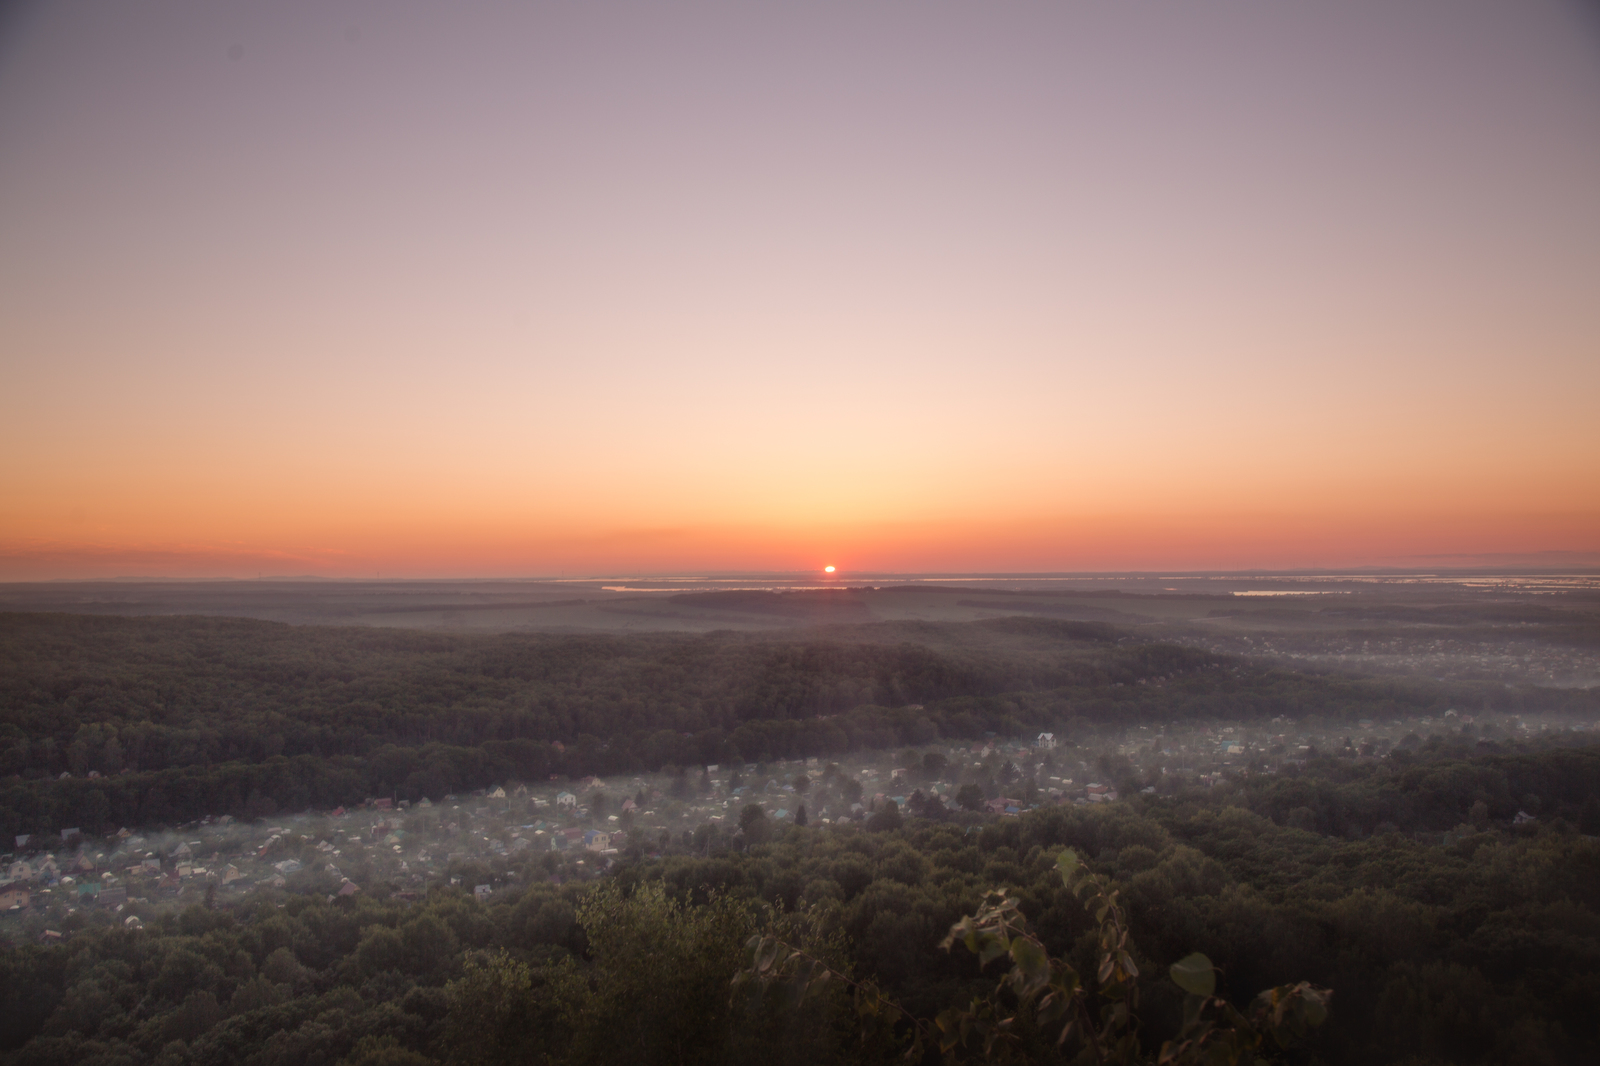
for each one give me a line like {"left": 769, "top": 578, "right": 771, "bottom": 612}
{"left": 372, "top": 797, "right": 393, "bottom": 810}
{"left": 98, "top": 886, "right": 127, "bottom": 908}
{"left": 583, "top": 830, "right": 610, "bottom": 852}
{"left": 7, "top": 860, "right": 33, "bottom": 882}
{"left": 474, "top": 884, "right": 493, "bottom": 901}
{"left": 1086, "top": 784, "right": 1118, "bottom": 803}
{"left": 60, "top": 828, "right": 81, "bottom": 842}
{"left": 489, "top": 787, "right": 506, "bottom": 800}
{"left": 1037, "top": 733, "right": 1056, "bottom": 750}
{"left": 556, "top": 792, "right": 577, "bottom": 809}
{"left": 14, "top": 834, "right": 29, "bottom": 850}
{"left": 1514, "top": 810, "right": 1537, "bottom": 825}
{"left": 0, "top": 884, "right": 29, "bottom": 910}
{"left": 337, "top": 880, "right": 360, "bottom": 896}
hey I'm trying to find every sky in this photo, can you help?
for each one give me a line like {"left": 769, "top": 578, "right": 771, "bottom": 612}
{"left": 2, "top": 0, "right": 1598, "bottom": 579}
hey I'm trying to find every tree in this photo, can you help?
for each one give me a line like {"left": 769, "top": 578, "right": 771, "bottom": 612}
{"left": 556, "top": 882, "right": 759, "bottom": 1065}
{"left": 739, "top": 804, "right": 771, "bottom": 845}
{"left": 343, "top": 1034, "right": 435, "bottom": 1066}
{"left": 1469, "top": 799, "right": 1489, "bottom": 830}
{"left": 1581, "top": 796, "right": 1600, "bottom": 836}
{"left": 906, "top": 790, "right": 948, "bottom": 822}
{"left": 956, "top": 784, "right": 985, "bottom": 812}
{"left": 736, "top": 850, "right": 1331, "bottom": 1065}
{"left": 444, "top": 952, "right": 561, "bottom": 1066}
{"left": 794, "top": 804, "right": 807, "bottom": 827}
{"left": 865, "top": 800, "right": 902, "bottom": 833}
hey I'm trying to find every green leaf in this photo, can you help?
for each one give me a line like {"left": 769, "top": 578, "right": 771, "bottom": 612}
{"left": 1010, "top": 937, "right": 1051, "bottom": 996}
{"left": 1056, "top": 849, "right": 1080, "bottom": 884}
{"left": 1170, "top": 952, "right": 1216, "bottom": 997}
{"left": 1011, "top": 936, "right": 1046, "bottom": 970}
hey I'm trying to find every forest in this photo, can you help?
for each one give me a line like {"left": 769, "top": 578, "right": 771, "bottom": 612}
{"left": 3, "top": 611, "right": 1597, "bottom": 841}
{"left": 3, "top": 608, "right": 1599, "bottom": 1064}
{"left": 2, "top": 736, "right": 1597, "bottom": 1065}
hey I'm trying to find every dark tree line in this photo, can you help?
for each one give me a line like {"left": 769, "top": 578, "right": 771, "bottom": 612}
{"left": 3, "top": 612, "right": 1597, "bottom": 838}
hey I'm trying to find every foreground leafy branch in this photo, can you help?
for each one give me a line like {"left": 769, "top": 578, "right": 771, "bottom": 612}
{"left": 734, "top": 849, "right": 1331, "bottom": 1064}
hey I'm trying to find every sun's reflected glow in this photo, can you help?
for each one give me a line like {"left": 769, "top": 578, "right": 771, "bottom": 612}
{"left": 824, "top": 565, "right": 836, "bottom": 573}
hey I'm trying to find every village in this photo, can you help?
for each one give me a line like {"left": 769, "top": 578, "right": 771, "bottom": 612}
{"left": 3, "top": 709, "right": 1590, "bottom": 943}
{"left": 1173, "top": 629, "right": 1600, "bottom": 689}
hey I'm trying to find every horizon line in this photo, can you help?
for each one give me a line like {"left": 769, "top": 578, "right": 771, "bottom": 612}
{"left": 8, "top": 563, "right": 1600, "bottom": 585}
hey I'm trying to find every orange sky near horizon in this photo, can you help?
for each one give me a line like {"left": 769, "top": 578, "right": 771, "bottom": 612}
{"left": 2, "top": 1, "right": 1598, "bottom": 579}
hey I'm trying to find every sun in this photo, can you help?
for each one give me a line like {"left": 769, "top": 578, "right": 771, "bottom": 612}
{"left": 824, "top": 565, "right": 836, "bottom": 573}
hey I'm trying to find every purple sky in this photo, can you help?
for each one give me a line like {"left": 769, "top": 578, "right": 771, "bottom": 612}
{"left": 2, "top": 1, "right": 1598, "bottom": 576}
